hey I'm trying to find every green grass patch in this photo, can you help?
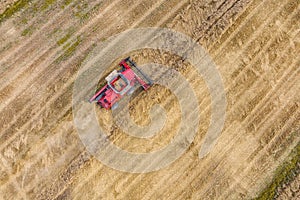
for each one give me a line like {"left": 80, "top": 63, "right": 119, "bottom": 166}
{"left": 64, "top": 36, "right": 81, "bottom": 55}
{"left": 21, "top": 26, "right": 34, "bottom": 36}
{"left": 57, "top": 32, "right": 72, "bottom": 46}
{"left": 63, "top": 0, "right": 73, "bottom": 6}
{"left": 61, "top": 0, "right": 73, "bottom": 9}
{"left": 55, "top": 36, "right": 82, "bottom": 63}
{"left": 47, "top": 27, "right": 60, "bottom": 38}
{"left": 0, "top": 0, "right": 31, "bottom": 24}
{"left": 20, "top": 17, "right": 28, "bottom": 24}
{"left": 41, "top": 0, "right": 57, "bottom": 11}
{"left": 74, "top": 1, "right": 103, "bottom": 23}
{"left": 255, "top": 138, "right": 300, "bottom": 200}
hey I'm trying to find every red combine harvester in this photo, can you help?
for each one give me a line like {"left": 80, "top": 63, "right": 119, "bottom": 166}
{"left": 89, "top": 57, "right": 153, "bottom": 110}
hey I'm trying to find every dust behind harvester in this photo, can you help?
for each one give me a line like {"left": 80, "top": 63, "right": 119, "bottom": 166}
{"left": 89, "top": 57, "right": 153, "bottom": 110}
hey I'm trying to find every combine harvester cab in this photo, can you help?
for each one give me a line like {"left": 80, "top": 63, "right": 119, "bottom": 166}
{"left": 89, "top": 57, "right": 153, "bottom": 110}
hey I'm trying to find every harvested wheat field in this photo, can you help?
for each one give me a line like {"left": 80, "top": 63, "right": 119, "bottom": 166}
{"left": 0, "top": 0, "right": 299, "bottom": 199}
